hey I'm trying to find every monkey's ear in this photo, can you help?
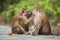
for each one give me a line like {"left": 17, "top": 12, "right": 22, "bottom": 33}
{"left": 21, "top": 8, "right": 27, "bottom": 13}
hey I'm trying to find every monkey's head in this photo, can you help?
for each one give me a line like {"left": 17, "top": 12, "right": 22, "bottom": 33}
{"left": 20, "top": 8, "right": 28, "bottom": 15}
{"left": 22, "top": 8, "right": 28, "bottom": 13}
{"left": 32, "top": 7, "right": 41, "bottom": 15}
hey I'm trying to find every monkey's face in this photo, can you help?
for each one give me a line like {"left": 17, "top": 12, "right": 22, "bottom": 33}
{"left": 32, "top": 8, "right": 40, "bottom": 15}
{"left": 20, "top": 8, "right": 28, "bottom": 15}
{"left": 22, "top": 8, "right": 28, "bottom": 13}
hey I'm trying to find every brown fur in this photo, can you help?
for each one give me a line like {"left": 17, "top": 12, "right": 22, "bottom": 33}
{"left": 29, "top": 8, "right": 52, "bottom": 36}
{"left": 11, "top": 8, "right": 33, "bottom": 34}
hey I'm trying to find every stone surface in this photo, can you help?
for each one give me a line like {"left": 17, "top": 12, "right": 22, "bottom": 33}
{"left": 0, "top": 25, "right": 60, "bottom": 40}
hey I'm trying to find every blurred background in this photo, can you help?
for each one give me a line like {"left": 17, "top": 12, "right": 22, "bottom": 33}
{"left": 0, "top": 0, "right": 60, "bottom": 25}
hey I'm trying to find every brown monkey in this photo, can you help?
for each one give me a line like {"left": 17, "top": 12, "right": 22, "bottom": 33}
{"left": 11, "top": 8, "right": 34, "bottom": 34}
{"left": 29, "top": 7, "right": 52, "bottom": 36}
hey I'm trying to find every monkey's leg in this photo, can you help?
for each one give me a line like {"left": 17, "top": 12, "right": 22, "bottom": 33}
{"left": 29, "top": 24, "right": 41, "bottom": 36}
{"left": 18, "top": 25, "right": 29, "bottom": 35}
{"left": 18, "top": 25, "right": 26, "bottom": 33}
{"left": 31, "top": 25, "right": 40, "bottom": 36}
{"left": 31, "top": 21, "right": 42, "bottom": 36}
{"left": 29, "top": 25, "right": 35, "bottom": 35}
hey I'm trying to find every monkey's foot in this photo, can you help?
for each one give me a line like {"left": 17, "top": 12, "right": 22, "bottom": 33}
{"left": 24, "top": 32, "right": 30, "bottom": 35}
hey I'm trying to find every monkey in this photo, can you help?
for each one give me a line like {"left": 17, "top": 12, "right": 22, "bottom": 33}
{"left": 28, "top": 7, "right": 52, "bottom": 36}
{"left": 11, "top": 8, "right": 34, "bottom": 34}
{"left": 25, "top": 11, "right": 33, "bottom": 19}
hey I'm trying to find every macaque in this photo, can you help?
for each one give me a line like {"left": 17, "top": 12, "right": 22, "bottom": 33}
{"left": 11, "top": 8, "right": 34, "bottom": 34}
{"left": 29, "top": 7, "right": 52, "bottom": 36}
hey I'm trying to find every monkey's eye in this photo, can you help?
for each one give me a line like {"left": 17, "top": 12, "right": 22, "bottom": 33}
{"left": 22, "top": 10, "right": 25, "bottom": 13}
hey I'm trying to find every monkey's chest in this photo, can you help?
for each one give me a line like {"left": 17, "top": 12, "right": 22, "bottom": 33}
{"left": 34, "top": 15, "right": 40, "bottom": 25}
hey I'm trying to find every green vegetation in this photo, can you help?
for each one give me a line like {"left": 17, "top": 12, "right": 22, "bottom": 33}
{"left": 0, "top": 0, "right": 60, "bottom": 24}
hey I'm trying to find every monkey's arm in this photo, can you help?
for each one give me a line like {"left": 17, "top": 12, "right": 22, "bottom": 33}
{"left": 25, "top": 15, "right": 34, "bottom": 25}
{"left": 18, "top": 25, "right": 26, "bottom": 33}
{"left": 12, "top": 23, "right": 26, "bottom": 34}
